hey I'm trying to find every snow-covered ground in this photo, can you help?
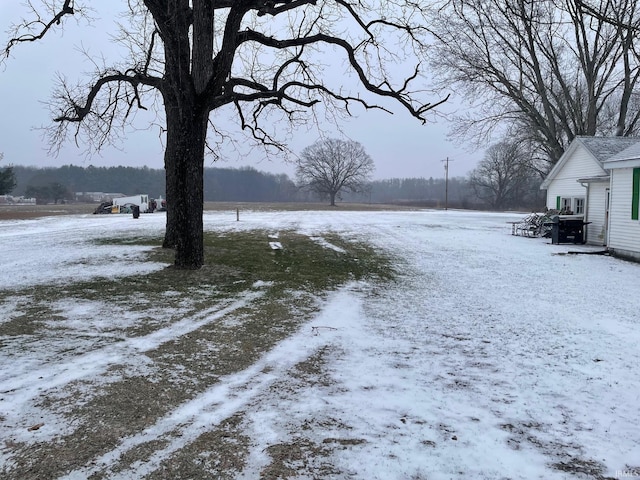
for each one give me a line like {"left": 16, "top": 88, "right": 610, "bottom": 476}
{"left": 1, "top": 209, "right": 639, "bottom": 479}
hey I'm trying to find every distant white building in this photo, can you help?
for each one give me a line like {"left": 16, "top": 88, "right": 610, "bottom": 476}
{"left": 0, "top": 195, "right": 36, "bottom": 205}
{"left": 75, "top": 192, "right": 126, "bottom": 202}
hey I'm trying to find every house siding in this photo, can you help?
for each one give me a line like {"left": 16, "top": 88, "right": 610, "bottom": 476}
{"left": 586, "top": 183, "right": 608, "bottom": 245}
{"left": 608, "top": 167, "right": 640, "bottom": 257}
{"left": 545, "top": 144, "right": 602, "bottom": 209}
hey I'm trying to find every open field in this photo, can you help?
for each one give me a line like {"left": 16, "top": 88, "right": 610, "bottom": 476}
{"left": 0, "top": 201, "right": 420, "bottom": 221}
{"left": 1, "top": 208, "right": 639, "bottom": 479}
{"left": 0, "top": 203, "right": 97, "bottom": 220}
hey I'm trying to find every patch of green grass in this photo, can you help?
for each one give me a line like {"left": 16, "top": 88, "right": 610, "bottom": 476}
{"left": 93, "top": 235, "right": 164, "bottom": 247}
{"left": 88, "top": 229, "right": 395, "bottom": 297}
{"left": 199, "top": 230, "right": 394, "bottom": 293}
{"left": 0, "top": 229, "right": 396, "bottom": 479}
{"left": 0, "top": 230, "right": 394, "bottom": 338}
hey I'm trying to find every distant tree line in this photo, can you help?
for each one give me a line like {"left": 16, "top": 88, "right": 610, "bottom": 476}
{"left": 10, "top": 165, "right": 300, "bottom": 204}
{"left": 12, "top": 165, "right": 166, "bottom": 201}
{"left": 24, "top": 182, "right": 72, "bottom": 204}
{"left": 8, "top": 163, "right": 544, "bottom": 211}
{"left": 341, "top": 175, "right": 542, "bottom": 210}
{"left": 365, "top": 177, "right": 473, "bottom": 208}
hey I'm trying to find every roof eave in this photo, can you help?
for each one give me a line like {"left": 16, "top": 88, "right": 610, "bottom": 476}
{"left": 576, "top": 175, "right": 610, "bottom": 183}
{"left": 603, "top": 158, "right": 640, "bottom": 169}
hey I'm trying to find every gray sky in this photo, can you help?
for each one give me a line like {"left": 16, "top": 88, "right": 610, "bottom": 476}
{"left": 0, "top": 3, "right": 480, "bottom": 180}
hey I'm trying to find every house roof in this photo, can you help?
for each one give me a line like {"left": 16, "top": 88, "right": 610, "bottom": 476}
{"left": 602, "top": 140, "right": 640, "bottom": 169}
{"left": 579, "top": 136, "right": 640, "bottom": 161}
{"left": 541, "top": 136, "right": 640, "bottom": 189}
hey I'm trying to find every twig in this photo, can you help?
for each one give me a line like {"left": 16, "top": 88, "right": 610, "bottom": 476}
{"left": 311, "top": 326, "right": 338, "bottom": 335}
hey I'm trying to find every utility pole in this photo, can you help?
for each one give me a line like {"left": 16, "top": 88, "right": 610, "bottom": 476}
{"left": 442, "top": 157, "right": 454, "bottom": 210}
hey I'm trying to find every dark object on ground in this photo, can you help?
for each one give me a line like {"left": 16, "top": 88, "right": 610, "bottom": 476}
{"left": 93, "top": 202, "right": 113, "bottom": 214}
{"left": 567, "top": 250, "right": 609, "bottom": 255}
{"left": 550, "top": 215, "right": 589, "bottom": 244}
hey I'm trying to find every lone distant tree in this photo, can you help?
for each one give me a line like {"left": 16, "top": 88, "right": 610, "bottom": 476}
{"left": 468, "top": 140, "right": 535, "bottom": 210}
{"left": 3, "top": 1, "right": 446, "bottom": 269}
{"left": 0, "top": 154, "right": 17, "bottom": 195}
{"left": 296, "top": 138, "right": 374, "bottom": 206}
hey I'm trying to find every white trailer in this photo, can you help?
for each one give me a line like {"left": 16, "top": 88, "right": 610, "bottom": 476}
{"left": 112, "top": 194, "right": 150, "bottom": 213}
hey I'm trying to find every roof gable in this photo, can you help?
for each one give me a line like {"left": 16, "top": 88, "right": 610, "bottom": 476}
{"left": 541, "top": 136, "right": 640, "bottom": 188}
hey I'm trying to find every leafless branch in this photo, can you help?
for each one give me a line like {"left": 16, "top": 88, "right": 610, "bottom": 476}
{"left": 428, "top": 0, "right": 640, "bottom": 167}
{"left": 3, "top": 0, "right": 78, "bottom": 59}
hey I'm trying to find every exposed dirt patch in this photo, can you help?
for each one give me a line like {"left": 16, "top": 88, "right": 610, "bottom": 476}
{"left": 552, "top": 458, "right": 616, "bottom": 480}
{"left": 0, "top": 201, "right": 419, "bottom": 221}
{"left": 0, "top": 203, "right": 94, "bottom": 219}
{"left": 261, "top": 439, "right": 342, "bottom": 479}
{"left": 144, "top": 414, "right": 250, "bottom": 480}
{"left": 0, "top": 225, "right": 393, "bottom": 479}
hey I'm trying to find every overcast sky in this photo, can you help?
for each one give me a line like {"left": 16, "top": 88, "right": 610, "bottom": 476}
{"left": 0, "top": 3, "right": 480, "bottom": 180}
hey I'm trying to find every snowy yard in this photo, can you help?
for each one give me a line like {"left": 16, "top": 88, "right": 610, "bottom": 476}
{"left": 1, "top": 208, "right": 639, "bottom": 479}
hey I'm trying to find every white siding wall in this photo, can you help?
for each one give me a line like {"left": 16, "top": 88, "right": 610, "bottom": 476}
{"left": 608, "top": 167, "right": 640, "bottom": 256}
{"left": 545, "top": 145, "right": 604, "bottom": 209}
{"left": 586, "top": 183, "right": 608, "bottom": 245}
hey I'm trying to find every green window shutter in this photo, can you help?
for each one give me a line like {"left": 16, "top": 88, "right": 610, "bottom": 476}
{"left": 556, "top": 196, "right": 561, "bottom": 210}
{"left": 633, "top": 168, "right": 640, "bottom": 220}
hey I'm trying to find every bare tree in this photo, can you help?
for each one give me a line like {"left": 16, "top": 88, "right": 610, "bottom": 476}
{"left": 296, "top": 138, "right": 374, "bottom": 206}
{"left": 429, "top": 0, "right": 640, "bottom": 171}
{"left": 3, "top": 1, "right": 447, "bottom": 269}
{"left": 468, "top": 140, "right": 535, "bottom": 210}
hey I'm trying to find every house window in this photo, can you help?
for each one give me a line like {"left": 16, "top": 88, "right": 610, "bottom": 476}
{"left": 557, "top": 197, "right": 583, "bottom": 214}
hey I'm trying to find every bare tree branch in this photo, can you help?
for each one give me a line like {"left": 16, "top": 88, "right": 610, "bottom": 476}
{"left": 4, "top": 0, "right": 446, "bottom": 268}
{"left": 3, "top": 0, "right": 78, "bottom": 59}
{"left": 429, "top": 0, "right": 640, "bottom": 168}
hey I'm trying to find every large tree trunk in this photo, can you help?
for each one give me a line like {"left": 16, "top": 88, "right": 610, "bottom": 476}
{"left": 163, "top": 150, "right": 178, "bottom": 250}
{"left": 157, "top": 0, "right": 211, "bottom": 269}
{"left": 163, "top": 95, "right": 207, "bottom": 269}
{"left": 173, "top": 145, "right": 205, "bottom": 269}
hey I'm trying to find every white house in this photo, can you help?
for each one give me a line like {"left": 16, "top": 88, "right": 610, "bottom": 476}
{"left": 540, "top": 136, "right": 640, "bottom": 246}
{"left": 602, "top": 142, "right": 640, "bottom": 261}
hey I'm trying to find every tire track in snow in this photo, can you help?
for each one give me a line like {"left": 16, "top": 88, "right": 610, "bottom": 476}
{"left": 58, "top": 285, "right": 361, "bottom": 480}
{"left": 0, "top": 290, "right": 264, "bottom": 435}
